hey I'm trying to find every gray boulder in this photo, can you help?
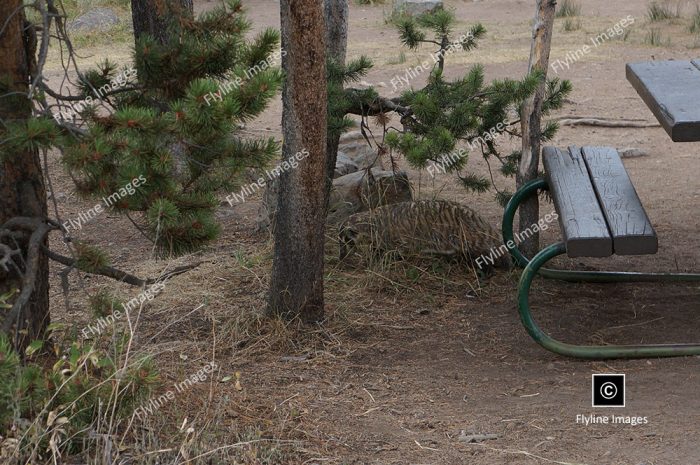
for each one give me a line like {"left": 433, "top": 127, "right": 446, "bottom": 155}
{"left": 393, "top": 0, "right": 443, "bottom": 16}
{"left": 257, "top": 168, "right": 413, "bottom": 231}
{"left": 338, "top": 142, "right": 384, "bottom": 171}
{"left": 328, "top": 168, "right": 413, "bottom": 225}
{"left": 68, "top": 8, "right": 120, "bottom": 33}
{"left": 334, "top": 151, "right": 359, "bottom": 178}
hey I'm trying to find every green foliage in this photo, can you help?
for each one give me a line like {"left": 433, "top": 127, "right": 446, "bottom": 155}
{"left": 4, "top": 0, "right": 283, "bottom": 256}
{"left": 556, "top": 0, "right": 582, "bottom": 18}
{"left": 73, "top": 241, "right": 111, "bottom": 272}
{"left": 328, "top": 56, "right": 376, "bottom": 142}
{"left": 384, "top": 10, "right": 572, "bottom": 198}
{"left": 0, "top": 329, "right": 157, "bottom": 459}
{"left": 88, "top": 289, "right": 123, "bottom": 318}
{"left": 396, "top": 10, "right": 485, "bottom": 70}
{"left": 384, "top": 8, "right": 411, "bottom": 26}
{"left": 0, "top": 118, "right": 62, "bottom": 158}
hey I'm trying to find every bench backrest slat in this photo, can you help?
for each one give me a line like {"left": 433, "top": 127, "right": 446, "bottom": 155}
{"left": 581, "top": 147, "right": 658, "bottom": 255}
{"left": 543, "top": 146, "right": 613, "bottom": 257}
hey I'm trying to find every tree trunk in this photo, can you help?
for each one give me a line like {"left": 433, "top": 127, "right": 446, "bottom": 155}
{"left": 324, "top": 0, "right": 348, "bottom": 65}
{"left": 517, "top": 0, "right": 556, "bottom": 257}
{"left": 131, "top": 0, "right": 193, "bottom": 44}
{"left": 0, "top": 0, "right": 50, "bottom": 349}
{"left": 323, "top": 0, "right": 349, "bottom": 202}
{"left": 268, "top": 0, "right": 328, "bottom": 322}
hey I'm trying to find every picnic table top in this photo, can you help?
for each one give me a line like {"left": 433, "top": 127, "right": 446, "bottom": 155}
{"left": 626, "top": 59, "right": 700, "bottom": 143}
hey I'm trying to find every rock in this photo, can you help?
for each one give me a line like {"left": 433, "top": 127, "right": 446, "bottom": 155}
{"left": 458, "top": 431, "right": 498, "bottom": 443}
{"left": 334, "top": 151, "right": 359, "bottom": 178}
{"left": 256, "top": 168, "right": 413, "bottom": 231}
{"left": 257, "top": 168, "right": 413, "bottom": 232}
{"left": 328, "top": 168, "right": 412, "bottom": 224}
{"left": 619, "top": 147, "right": 650, "bottom": 158}
{"left": 68, "top": 8, "right": 120, "bottom": 32}
{"left": 47, "top": 191, "right": 67, "bottom": 201}
{"left": 393, "top": 0, "right": 443, "bottom": 16}
{"left": 339, "top": 131, "right": 366, "bottom": 145}
{"left": 338, "top": 141, "right": 384, "bottom": 171}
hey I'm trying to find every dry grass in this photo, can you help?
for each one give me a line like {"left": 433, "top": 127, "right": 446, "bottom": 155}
{"left": 647, "top": 1, "right": 682, "bottom": 21}
{"left": 555, "top": 0, "right": 582, "bottom": 18}
{"left": 690, "top": 5, "right": 700, "bottom": 34}
{"left": 45, "top": 221, "right": 511, "bottom": 463}
{"left": 20, "top": 0, "right": 700, "bottom": 462}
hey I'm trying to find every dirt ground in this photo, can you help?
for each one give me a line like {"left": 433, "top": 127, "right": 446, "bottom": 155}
{"left": 43, "top": 0, "right": 700, "bottom": 463}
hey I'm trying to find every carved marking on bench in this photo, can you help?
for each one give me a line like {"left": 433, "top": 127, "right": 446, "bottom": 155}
{"left": 543, "top": 146, "right": 613, "bottom": 258}
{"left": 582, "top": 146, "right": 658, "bottom": 255}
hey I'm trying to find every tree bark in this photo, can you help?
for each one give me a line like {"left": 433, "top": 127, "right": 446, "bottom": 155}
{"left": 517, "top": 0, "right": 556, "bottom": 257}
{"left": 0, "top": 0, "right": 50, "bottom": 349}
{"left": 324, "top": 0, "right": 348, "bottom": 65}
{"left": 268, "top": 0, "right": 328, "bottom": 322}
{"left": 323, "top": 0, "right": 349, "bottom": 203}
{"left": 130, "top": 0, "right": 193, "bottom": 44}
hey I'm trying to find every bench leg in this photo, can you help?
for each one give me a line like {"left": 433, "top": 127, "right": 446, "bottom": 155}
{"left": 520, "top": 242, "right": 700, "bottom": 359}
{"left": 504, "top": 179, "right": 700, "bottom": 359}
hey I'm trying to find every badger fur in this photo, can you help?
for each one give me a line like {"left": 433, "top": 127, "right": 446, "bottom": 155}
{"left": 339, "top": 200, "right": 512, "bottom": 271}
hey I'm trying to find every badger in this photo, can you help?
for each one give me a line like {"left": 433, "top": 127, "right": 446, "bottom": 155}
{"left": 338, "top": 200, "right": 512, "bottom": 271}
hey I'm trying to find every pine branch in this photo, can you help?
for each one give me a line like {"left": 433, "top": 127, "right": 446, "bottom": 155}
{"left": 344, "top": 89, "right": 413, "bottom": 118}
{"left": 42, "top": 246, "right": 203, "bottom": 286}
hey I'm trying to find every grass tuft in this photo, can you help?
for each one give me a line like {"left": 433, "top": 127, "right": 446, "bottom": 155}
{"left": 556, "top": 0, "right": 582, "bottom": 18}
{"left": 647, "top": 1, "right": 681, "bottom": 21}
{"left": 690, "top": 6, "right": 700, "bottom": 34}
{"left": 562, "top": 18, "right": 582, "bottom": 32}
{"left": 645, "top": 28, "right": 670, "bottom": 46}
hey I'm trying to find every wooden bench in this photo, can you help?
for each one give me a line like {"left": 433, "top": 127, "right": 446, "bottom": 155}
{"left": 498, "top": 60, "right": 700, "bottom": 360}
{"left": 542, "top": 145, "right": 658, "bottom": 258}
{"left": 501, "top": 145, "right": 700, "bottom": 359}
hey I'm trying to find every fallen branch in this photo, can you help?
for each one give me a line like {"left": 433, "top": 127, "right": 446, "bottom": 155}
{"left": 42, "top": 247, "right": 203, "bottom": 286}
{"left": 556, "top": 117, "right": 660, "bottom": 128}
{"left": 42, "top": 247, "right": 148, "bottom": 286}
{"left": 553, "top": 115, "right": 651, "bottom": 122}
{"left": 0, "top": 215, "right": 205, "bottom": 337}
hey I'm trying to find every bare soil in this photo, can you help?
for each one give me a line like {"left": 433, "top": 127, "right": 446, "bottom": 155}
{"left": 44, "top": 0, "right": 700, "bottom": 463}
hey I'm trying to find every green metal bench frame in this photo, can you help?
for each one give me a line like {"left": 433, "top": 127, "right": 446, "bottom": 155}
{"left": 502, "top": 178, "right": 700, "bottom": 359}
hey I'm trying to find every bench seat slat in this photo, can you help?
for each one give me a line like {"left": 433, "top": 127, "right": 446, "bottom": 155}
{"left": 581, "top": 147, "right": 658, "bottom": 255}
{"left": 543, "top": 146, "right": 613, "bottom": 258}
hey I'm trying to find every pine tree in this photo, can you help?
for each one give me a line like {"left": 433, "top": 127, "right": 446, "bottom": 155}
{"left": 0, "top": 0, "right": 50, "bottom": 350}
{"left": 352, "top": 9, "right": 572, "bottom": 204}
{"left": 268, "top": 0, "right": 328, "bottom": 322}
{"left": 1, "top": 0, "right": 283, "bottom": 256}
